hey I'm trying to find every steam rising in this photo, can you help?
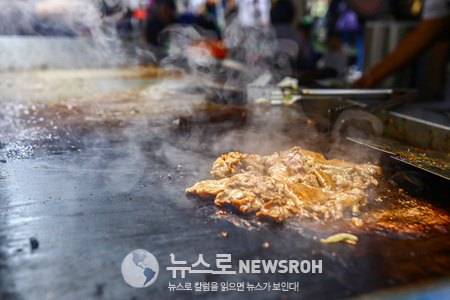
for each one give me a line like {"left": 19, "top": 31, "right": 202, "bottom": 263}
{"left": 0, "top": 1, "right": 382, "bottom": 196}
{"left": 159, "top": 16, "right": 295, "bottom": 89}
{"left": 0, "top": 0, "right": 132, "bottom": 70}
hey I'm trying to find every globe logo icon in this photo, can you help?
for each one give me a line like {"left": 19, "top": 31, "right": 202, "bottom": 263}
{"left": 121, "top": 249, "right": 159, "bottom": 288}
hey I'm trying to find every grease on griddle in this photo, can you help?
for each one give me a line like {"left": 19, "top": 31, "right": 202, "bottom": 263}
{"left": 29, "top": 237, "right": 39, "bottom": 250}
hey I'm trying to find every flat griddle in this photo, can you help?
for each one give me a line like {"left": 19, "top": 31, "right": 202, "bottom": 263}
{"left": 0, "top": 69, "right": 449, "bottom": 300}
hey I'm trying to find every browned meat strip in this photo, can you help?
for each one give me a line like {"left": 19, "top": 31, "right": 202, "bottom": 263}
{"left": 186, "top": 178, "right": 230, "bottom": 198}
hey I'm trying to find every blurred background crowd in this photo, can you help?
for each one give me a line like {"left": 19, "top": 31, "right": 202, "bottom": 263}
{"left": 0, "top": 0, "right": 449, "bottom": 101}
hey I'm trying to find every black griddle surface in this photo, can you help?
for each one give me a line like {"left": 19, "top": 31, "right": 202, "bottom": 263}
{"left": 1, "top": 72, "right": 449, "bottom": 300}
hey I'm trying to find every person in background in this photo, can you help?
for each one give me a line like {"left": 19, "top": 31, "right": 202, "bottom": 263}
{"left": 224, "top": 0, "right": 238, "bottom": 21}
{"left": 177, "top": 0, "right": 234, "bottom": 36}
{"left": 190, "top": 0, "right": 222, "bottom": 35}
{"left": 270, "top": 0, "right": 305, "bottom": 71}
{"left": 238, "top": 0, "right": 271, "bottom": 28}
{"left": 322, "top": 35, "right": 348, "bottom": 76}
{"left": 297, "top": 16, "right": 318, "bottom": 70}
{"left": 145, "top": 0, "right": 177, "bottom": 46}
{"left": 353, "top": 0, "right": 450, "bottom": 100}
{"left": 270, "top": 0, "right": 302, "bottom": 42}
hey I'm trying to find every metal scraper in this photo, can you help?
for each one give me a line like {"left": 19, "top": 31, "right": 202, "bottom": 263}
{"left": 347, "top": 137, "right": 450, "bottom": 180}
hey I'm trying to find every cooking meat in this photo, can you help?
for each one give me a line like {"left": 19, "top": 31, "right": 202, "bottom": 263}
{"left": 186, "top": 147, "right": 382, "bottom": 224}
